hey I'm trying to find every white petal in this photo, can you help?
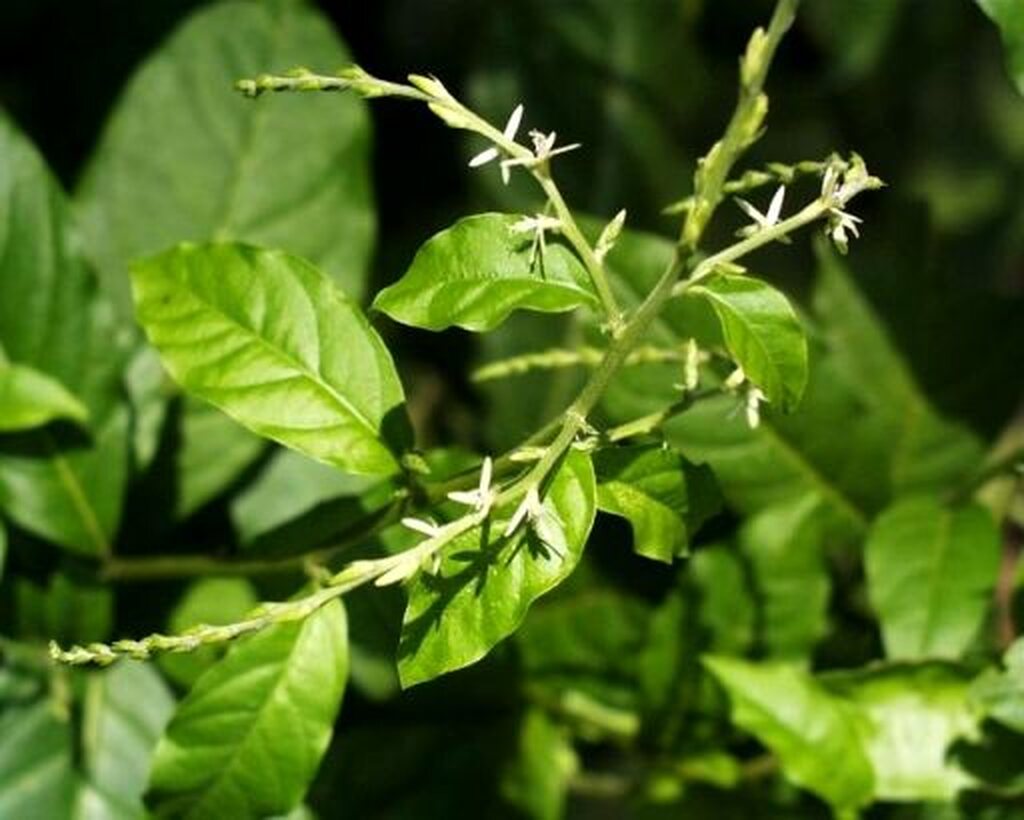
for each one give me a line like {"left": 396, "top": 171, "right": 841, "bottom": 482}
{"left": 546, "top": 143, "right": 581, "bottom": 159}
{"left": 468, "top": 146, "right": 499, "bottom": 168}
{"left": 500, "top": 161, "right": 512, "bottom": 185}
{"left": 503, "top": 497, "right": 530, "bottom": 538}
{"left": 447, "top": 490, "right": 480, "bottom": 506}
{"left": 479, "top": 457, "right": 493, "bottom": 496}
{"left": 766, "top": 185, "right": 786, "bottom": 225}
{"left": 401, "top": 516, "right": 439, "bottom": 537}
{"left": 735, "top": 198, "right": 767, "bottom": 226}
{"left": 503, "top": 104, "right": 524, "bottom": 139}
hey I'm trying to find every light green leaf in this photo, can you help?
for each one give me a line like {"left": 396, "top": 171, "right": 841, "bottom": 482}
{"left": 398, "top": 449, "right": 596, "bottom": 687}
{"left": 969, "top": 639, "right": 1024, "bottom": 733}
{"left": 687, "top": 274, "right": 808, "bottom": 411}
{"left": 0, "top": 520, "right": 5, "bottom": 583}
{"left": 0, "top": 702, "right": 75, "bottom": 819}
{"left": 824, "top": 663, "right": 979, "bottom": 801}
{"left": 158, "top": 578, "right": 260, "bottom": 689}
{"left": 739, "top": 495, "right": 831, "bottom": 662}
{"left": 978, "top": 0, "right": 1024, "bottom": 95}
{"left": 0, "top": 114, "right": 130, "bottom": 555}
{"left": 373, "top": 213, "right": 597, "bottom": 332}
{"left": 75, "top": 0, "right": 374, "bottom": 314}
{"left": 705, "top": 656, "right": 875, "bottom": 812}
{"left": 595, "top": 445, "right": 700, "bottom": 563}
{"left": 132, "top": 242, "right": 411, "bottom": 477}
{"left": 866, "top": 497, "right": 1001, "bottom": 660}
{"left": 0, "top": 364, "right": 88, "bottom": 432}
{"left": 147, "top": 598, "right": 348, "bottom": 819}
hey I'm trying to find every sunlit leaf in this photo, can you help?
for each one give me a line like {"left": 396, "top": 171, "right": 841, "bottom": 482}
{"left": 0, "top": 364, "right": 88, "bottom": 432}
{"left": 374, "top": 213, "right": 597, "bottom": 332}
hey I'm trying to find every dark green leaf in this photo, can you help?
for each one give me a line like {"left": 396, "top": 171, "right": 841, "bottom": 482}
{"left": 978, "top": 0, "right": 1024, "bottom": 95}
{"left": 691, "top": 544, "right": 755, "bottom": 655}
{"left": 705, "top": 656, "right": 875, "bottom": 812}
{"left": 374, "top": 213, "right": 597, "bottom": 332}
{"left": 147, "top": 598, "right": 348, "bottom": 819}
{"left": 0, "top": 364, "right": 88, "bottom": 432}
{"left": 865, "top": 497, "right": 1000, "bottom": 660}
{"left": 132, "top": 243, "right": 411, "bottom": 477}
{"left": 398, "top": 449, "right": 596, "bottom": 687}
{"left": 0, "top": 114, "right": 130, "bottom": 555}
{"left": 686, "top": 274, "right": 808, "bottom": 411}
{"left": 75, "top": 0, "right": 374, "bottom": 313}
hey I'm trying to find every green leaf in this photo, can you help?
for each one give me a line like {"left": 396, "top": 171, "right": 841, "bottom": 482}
{"left": 398, "top": 449, "right": 596, "bottom": 687}
{"left": 969, "top": 639, "right": 1024, "bottom": 733}
{"left": 687, "top": 274, "right": 808, "bottom": 411}
{"left": 0, "top": 520, "right": 5, "bottom": 584}
{"left": 595, "top": 445, "right": 698, "bottom": 563}
{"left": 0, "top": 364, "right": 88, "bottom": 432}
{"left": 824, "top": 663, "right": 979, "bottom": 801}
{"left": 978, "top": 0, "right": 1024, "bottom": 95}
{"left": 175, "top": 398, "right": 265, "bottom": 519}
{"left": 159, "top": 578, "right": 260, "bottom": 689}
{"left": 691, "top": 544, "right": 756, "bottom": 656}
{"left": 739, "top": 495, "right": 831, "bottom": 662}
{"left": 0, "top": 662, "right": 174, "bottom": 819}
{"left": 132, "top": 242, "right": 411, "bottom": 477}
{"left": 705, "top": 656, "right": 875, "bottom": 812}
{"left": 0, "top": 114, "right": 130, "bottom": 555}
{"left": 75, "top": 0, "right": 374, "bottom": 314}
{"left": 147, "top": 598, "right": 348, "bottom": 819}
{"left": 500, "top": 709, "right": 577, "bottom": 820}
{"left": 230, "top": 448, "right": 377, "bottom": 545}
{"left": 373, "top": 213, "right": 597, "bottom": 332}
{"left": 865, "top": 497, "right": 1001, "bottom": 660}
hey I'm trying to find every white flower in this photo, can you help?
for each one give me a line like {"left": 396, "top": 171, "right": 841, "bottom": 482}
{"left": 684, "top": 339, "right": 702, "bottom": 391}
{"left": 826, "top": 208, "right": 862, "bottom": 254}
{"left": 745, "top": 387, "right": 767, "bottom": 429}
{"left": 510, "top": 214, "right": 562, "bottom": 270}
{"left": 446, "top": 456, "right": 496, "bottom": 514}
{"left": 504, "top": 486, "right": 543, "bottom": 538}
{"left": 736, "top": 185, "right": 786, "bottom": 238}
{"left": 401, "top": 516, "right": 441, "bottom": 538}
{"left": 468, "top": 104, "right": 524, "bottom": 173}
{"left": 724, "top": 365, "right": 747, "bottom": 391}
{"left": 499, "top": 129, "right": 581, "bottom": 183}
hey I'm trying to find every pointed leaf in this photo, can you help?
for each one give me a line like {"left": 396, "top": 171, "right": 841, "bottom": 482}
{"left": 705, "top": 656, "right": 874, "bottom": 812}
{"left": 866, "top": 497, "right": 1001, "bottom": 660}
{"left": 132, "top": 243, "right": 410, "bottom": 476}
{"left": 399, "top": 449, "right": 596, "bottom": 687}
{"left": 374, "top": 213, "right": 597, "bottom": 332}
{"left": 0, "top": 364, "right": 88, "bottom": 432}
{"left": 147, "top": 598, "right": 348, "bottom": 819}
{"left": 978, "top": 0, "right": 1024, "bottom": 95}
{"left": 75, "top": 0, "right": 374, "bottom": 313}
{"left": 687, "top": 274, "right": 808, "bottom": 410}
{"left": 0, "top": 115, "right": 130, "bottom": 555}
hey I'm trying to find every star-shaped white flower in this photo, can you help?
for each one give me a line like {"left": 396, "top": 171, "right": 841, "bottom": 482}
{"left": 468, "top": 104, "right": 524, "bottom": 177}
{"left": 510, "top": 214, "right": 562, "bottom": 270}
{"left": 504, "top": 486, "right": 543, "bottom": 538}
{"left": 447, "top": 456, "right": 496, "bottom": 514}
{"left": 736, "top": 185, "right": 786, "bottom": 238}
{"left": 745, "top": 387, "right": 767, "bottom": 429}
{"left": 499, "top": 129, "right": 581, "bottom": 183}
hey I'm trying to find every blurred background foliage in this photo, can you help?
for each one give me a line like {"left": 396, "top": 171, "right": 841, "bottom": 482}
{"left": 2, "top": 0, "right": 1024, "bottom": 817}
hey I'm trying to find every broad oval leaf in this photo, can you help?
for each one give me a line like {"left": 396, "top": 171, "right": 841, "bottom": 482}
{"left": 687, "top": 274, "right": 808, "bottom": 410}
{"left": 865, "top": 497, "right": 1000, "bottom": 660}
{"left": 595, "top": 444, "right": 718, "bottom": 563}
{"left": 147, "top": 598, "right": 348, "bottom": 819}
{"left": 0, "top": 364, "right": 88, "bottom": 432}
{"left": 373, "top": 213, "right": 597, "bottom": 332}
{"left": 705, "top": 656, "right": 875, "bottom": 812}
{"left": 398, "top": 449, "right": 596, "bottom": 687}
{"left": 75, "top": 0, "right": 375, "bottom": 313}
{"left": 0, "top": 114, "right": 130, "bottom": 555}
{"left": 132, "top": 243, "right": 411, "bottom": 476}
